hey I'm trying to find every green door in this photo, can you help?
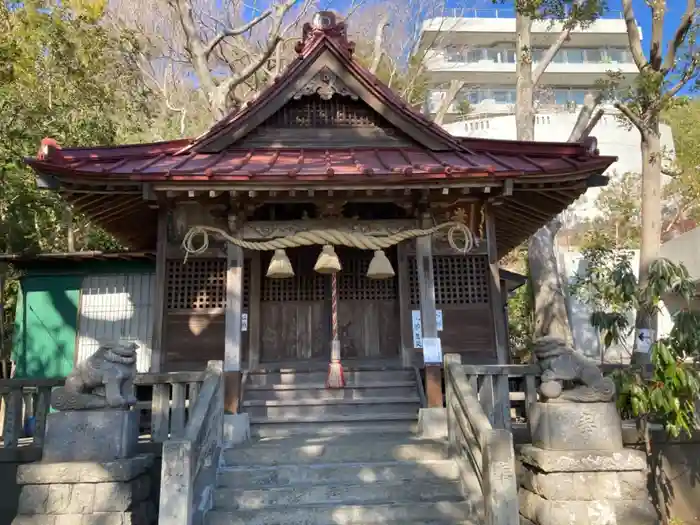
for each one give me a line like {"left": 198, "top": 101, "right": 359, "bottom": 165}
{"left": 11, "top": 275, "right": 82, "bottom": 378}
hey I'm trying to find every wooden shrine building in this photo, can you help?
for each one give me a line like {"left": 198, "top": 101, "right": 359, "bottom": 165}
{"left": 24, "top": 12, "right": 615, "bottom": 382}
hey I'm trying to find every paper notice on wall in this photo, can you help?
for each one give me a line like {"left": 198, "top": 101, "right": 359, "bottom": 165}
{"left": 411, "top": 310, "right": 444, "bottom": 349}
{"left": 412, "top": 310, "right": 423, "bottom": 348}
{"left": 241, "top": 313, "right": 248, "bottom": 332}
{"left": 422, "top": 337, "right": 443, "bottom": 365}
{"left": 636, "top": 329, "right": 654, "bottom": 353}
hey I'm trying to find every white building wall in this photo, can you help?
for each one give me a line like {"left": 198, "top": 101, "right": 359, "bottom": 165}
{"left": 443, "top": 113, "right": 675, "bottom": 218}
{"left": 557, "top": 247, "right": 674, "bottom": 363}
{"left": 76, "top": 273, "right": 155, "bottom": 373}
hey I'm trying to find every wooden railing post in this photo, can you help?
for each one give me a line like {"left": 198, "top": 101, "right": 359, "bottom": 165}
{"left": 159, "top": 439, "right": 193, "bottom": 525}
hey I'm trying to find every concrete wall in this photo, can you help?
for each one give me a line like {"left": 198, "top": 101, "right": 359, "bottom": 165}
{"left": 556, "top": 247, "right": 675, "bottom": 363}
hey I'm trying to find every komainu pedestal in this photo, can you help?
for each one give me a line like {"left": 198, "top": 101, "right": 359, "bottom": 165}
{"left": 12, "top": 341, "right": 154, "bottom": 525}
{"left": 518, "top": 337, "right": 657, "bottom": 525}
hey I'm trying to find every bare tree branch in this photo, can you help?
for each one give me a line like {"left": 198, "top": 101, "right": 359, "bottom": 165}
{"left": 621, "top": 0, "right": 649, "bottom": 71}
{"left": 203, "top": 10, "right": 273, "bottom": 58}
{"left": 369, "top": 14, "right": 389, "bottom": 75}
{"left": 614, "top": 102, "right": 645, "bottom": 135}
{"left": 662, "top": 54, "right": 699, "bottom": 100}
{"left": 169, "top": 0, "right": 218, "bottom": 101}
{"left": 531, "top": 25, "right": 571, "bottom": 86}
{"left": 212, "top": 0, "right": 300, "bottom": 116}
{"left": 433, "top": 80, "right": 465, "bottom": 125}
{"left": 568, "top": 92, "right": 603, "bottom": 141}
{"left": 662, "top": 0, "right": 697, "bottom": 73}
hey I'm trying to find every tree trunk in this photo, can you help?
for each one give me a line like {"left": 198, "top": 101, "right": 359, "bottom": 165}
{"left": 632, "top": 124, "right": 662, "bottom": 364}
{"left": 515, "top": 12, "right": 535, "bottom": 141}
{"left": 527, "top": 219, "right": 573, "bottom": 343}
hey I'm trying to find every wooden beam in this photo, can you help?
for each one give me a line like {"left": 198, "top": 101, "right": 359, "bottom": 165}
{"left": 485, "top": 202, "right": 511, "bottom": 431}
{"left": 150, "top": 205, "right": 168, "bottom": 372}
{"left": 224, "top": 244, "right": 244, "bottom": 413}
{"left": 397, "top": 242, "right": 413, "bottom": 368}
{"left": 416, "top": 213, "right": 442, "bottom": 407}
{"left": 248, "top": 251, "right": 262, "bottom": 370}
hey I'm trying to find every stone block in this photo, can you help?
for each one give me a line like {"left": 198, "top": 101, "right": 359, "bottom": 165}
{"left": 518, "top": 445, "right": 647, "bottom": 473}
{"left": 223, "top": 413, "right": 250, "bottom": 446}
{"left": 529, "top": 402, "right": 623, "bottom": 451}
{"left": 418, "top": 407, "right": 447, "bottom": 439}
{"left": 43, "top": 409, "right": 139, "bottom": 463}
{"left": 55, "top": 515, "right": 84, "bottom": 525}
{"left": 18, "top": 485, "right": 50, "bottom": 515}
{"left": 93, "top": 476, "right": 150, "bottom": 512}
{"left": 17, "top": 455, "right": 154, "bottom": 485}
{"left": 519, "top": 488, "right": 657, "bottom": 525}
{"left": 519, "top": 468, "right": 648, "bottom": 501}
{"left": 12, "top": 516, "right": 56, "bottom": 525}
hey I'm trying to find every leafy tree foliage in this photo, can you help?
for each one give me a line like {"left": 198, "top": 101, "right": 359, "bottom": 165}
{"left": 0, "top": 0, "right": 151, "bottom": 255}
{"left": 571, "top": 247, "right": 700, "bottom": 523}
{"left": 0, "top": 0, "right": 154, "bottom": 363}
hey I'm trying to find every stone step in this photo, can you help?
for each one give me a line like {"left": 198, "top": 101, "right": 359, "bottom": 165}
{"left": 251, "top": 420, "right": 416, "bottom": 438}
{"left": 247, "top": 369, "right": 414, "bottom": 387}
{"left": 222, "top": 437, "right": 448, "bottom": 466}
{"left": 244, "top": 397, "right": 420, "bottom": 419}
{"left": 217, "top": 459, "right": 459, "bottom": 490}
{"left": 206, "top": 501, "right": 479, "bottom": 525}
{"left": 243, "top": 385, "right": 417, "bottom": 401}
{"left": 214, "top": 479, "right": 464, "bottom": 510}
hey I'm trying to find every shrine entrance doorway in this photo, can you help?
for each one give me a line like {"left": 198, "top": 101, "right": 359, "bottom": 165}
{"left": 258, "top": 246, "right": 400, "bottom": 364}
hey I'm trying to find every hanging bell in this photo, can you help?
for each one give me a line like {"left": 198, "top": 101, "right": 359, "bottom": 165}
{"left": 266, "top": 249, "right": 295, "bottom": 278}
{"left": 367, "top": 249, "right": 395, "bottom": 279}
{"left": 314, "top": 245, "right": 342, "bottom": 274}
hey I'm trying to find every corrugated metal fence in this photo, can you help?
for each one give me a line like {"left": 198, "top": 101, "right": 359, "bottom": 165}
{"left": 76, "top": 273, "right": 155, "bottom": 373}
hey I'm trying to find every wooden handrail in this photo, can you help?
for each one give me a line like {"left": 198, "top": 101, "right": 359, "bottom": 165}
{"left": 444, "top": 355, "right": 519, "bottom": 525}
{"left": 0, "top": 370, "right": 209, "bottom": 457}
{"left": 159, "top": 361, "right": 223, "bottom": 525}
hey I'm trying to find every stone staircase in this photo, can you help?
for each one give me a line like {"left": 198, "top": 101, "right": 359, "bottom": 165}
{"left": 242, "top": 367, "right": 422, "bottom": 438}
{"left": 204, "top": 366, "right": 481, "bottom": 525}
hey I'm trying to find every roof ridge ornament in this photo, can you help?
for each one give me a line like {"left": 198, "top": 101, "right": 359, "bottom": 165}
{"left": 293, "top": 67, "right": 359, "bottom": 101}
{"left": 295, "top": 11, "right": 355, "bottom": 57}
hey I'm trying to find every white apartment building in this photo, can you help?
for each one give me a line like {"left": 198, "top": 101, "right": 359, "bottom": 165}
{"left": 415, "top": 9, "right": 675, "bottom": 217}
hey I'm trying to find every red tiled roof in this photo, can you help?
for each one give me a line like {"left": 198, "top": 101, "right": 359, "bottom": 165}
{"left": 27, "top": 144, "right": 614, "bottom": 183}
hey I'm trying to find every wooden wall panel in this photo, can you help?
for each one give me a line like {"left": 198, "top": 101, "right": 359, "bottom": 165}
{"left": 260, "top": 302, "right": 327, "bottom": 362}
{"left": 162, "top": 257, "right": 250, "bottom": 371}
{"left": 407, "top": 254, "right": 497, "bottom": 365}
{"left": 339, "top": 301, "right": 400, "bottom": 359}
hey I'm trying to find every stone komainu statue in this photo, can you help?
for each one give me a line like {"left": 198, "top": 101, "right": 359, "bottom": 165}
{"left": 532, "top": 336, "right": 616, "bottom": 403}
{"left": 51, "top": 340, "right": 138, "bottom": 411}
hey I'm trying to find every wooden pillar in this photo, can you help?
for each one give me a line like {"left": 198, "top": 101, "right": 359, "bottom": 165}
{"left": 485, "top": 203, "right": 512, "bottom": 430}
{"left": 150, "top": 206, "right": 168, "bottom": 372}
{"left": 485, "top": 204, "right": 508, "bottom": 364}
{"left": 248, "top": 251, "right": 262, "bottom": 370}
{"left": 397, "top": 243, "right": 412, "bottom": 368}
{"left": 416, "top": 212, "right": 442, "bottom": 407}
{"left": 224, "top": 244, "right": 244, "bottom": 414}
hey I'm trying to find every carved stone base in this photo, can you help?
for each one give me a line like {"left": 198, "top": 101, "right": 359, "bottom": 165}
{"left": 13, "top": 455, "right": 156, "bottom": 525}
{"left": 518, "top": 446, "right": 656, "bottom": 525}
{"left": 43, "top": 409, "right": 139, "bottom": 463}
{"left": 529, "top": 402, "right": 623, "bottom": 451}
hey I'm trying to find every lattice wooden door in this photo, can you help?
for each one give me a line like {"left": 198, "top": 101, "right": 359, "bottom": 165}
{"left": 337, "top": 247, "right": 400, "bottom": 360}
{"left": 259, "top": 247, "right": 329, "bottom": 362}
{"left": 163, "top": 257, "right": 250, "bottom": 370}
{"left": 408, "top": 254, "right": 495, "bottom": 359}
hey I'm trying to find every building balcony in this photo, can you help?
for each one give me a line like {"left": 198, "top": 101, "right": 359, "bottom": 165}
{"left": 423, "top": 56, "right": 638, "bottom": 85}
{"left": 416, "top": 13, "right": 637, "bottom": 50}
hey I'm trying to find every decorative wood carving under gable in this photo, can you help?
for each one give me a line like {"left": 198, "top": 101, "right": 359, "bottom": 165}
{"left": 237, "top": 69, "right": 415, "bottom": 148}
